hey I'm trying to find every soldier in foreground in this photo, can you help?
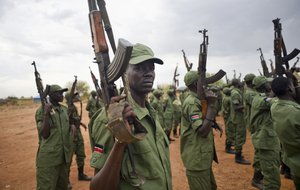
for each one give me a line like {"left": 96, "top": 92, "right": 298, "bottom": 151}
{"left": 35, "top": 85, "right": 72, "bottom": 190}
{"left": 180, "top": 71, "right": 218, "bottom": 190}
{"left": 89, "top": 43, "right": 172, "bottom": 190}
{"left": 271, "top": 76, "right": 300, "bottom": 190}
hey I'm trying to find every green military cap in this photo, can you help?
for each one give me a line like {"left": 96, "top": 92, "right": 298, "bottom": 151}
{"left": 129, "top": 43, "right": 163, "bottom": 65}
{"left": 222, "top": 87, "right": 231, "bottom": 94}
{"left": 184, "top": 70, "right": 199, "bottom": 86}
{"left": 153, "top": 89, "right": 163, "bottom": 96}
{"left": 91, "top": 90, "right": 97, "bottom": 96}
{"left": 253, "top": 76, "right": 273, "bottom": 89}
{"left": 244, "top": 73, "right": 256, "bottom": 82}
{"left": 48, "top": 84, "right": 68, "bottom": 95}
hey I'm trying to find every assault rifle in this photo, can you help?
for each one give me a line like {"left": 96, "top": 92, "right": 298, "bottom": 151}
{"left": 182, "top": 49, "right": 193, "bottom": 71}
{"left": 273, "top": 18, "right": 300, "bottom": 76}
{"left": 269, "top": 59, "right": 276, "bottom": 77}
{"left": 88, "top": 0, "right": 130, "bottom": 108}
{"left": 173, "top": 64, "right": 180, "bottom": 88}
{"left": 31, "top": 61, "right": 48, "bottom": 107}
{"left": 89, "top": 67, "right": 102, "bottom": 97}
{"left": 67, "top": 76, "right": 77, "bottom": 124}
{"left": 257, "top": 48, "right": 271, "bottom": 77}
{"left": 197, "top": 29, "right": 225, "bottom": 136}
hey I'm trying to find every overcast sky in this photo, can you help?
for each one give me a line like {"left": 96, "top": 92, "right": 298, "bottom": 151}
{"left": 0, "top": 0, "right": 299, "bottom": 98}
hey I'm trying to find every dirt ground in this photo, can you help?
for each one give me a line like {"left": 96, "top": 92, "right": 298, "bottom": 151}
{"left": 0, "top": 102, "right": 296, "bottom": 190}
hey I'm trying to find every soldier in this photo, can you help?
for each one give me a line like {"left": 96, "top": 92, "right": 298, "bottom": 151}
{"left": 172, "top": 94, "right": 182, "bottom": 138}
{"left": 150, "top": 89, "right": 165, "bottom": 130}
{"left": 86, "top": 90, "right": 102, "bottom": 119}
{"left": 230, "top": 78, "right": 251, "bottom": 165}
{"left": 271, "top": 76, "right": 300, "bottom": 190}
{"left": 35, "top": 84, "right": 72, "bottom": 190}
{"left": 250, "top": 76, "right": 280, "bottom": 190}
{"left": 243, "top": 73, "right": 263, "bottom": 188}
{"left": 164, "top": 89, "right": 176, "bottom": 141}
{"left": 243, "top": 73, "right": 257, "bottom": 133}
{"left": 65, "top": 93, "right": 92, "bottom": 186}
{"left": 180, "top": 71, "right": 218, "bottom": 190}
{"left": 221, "top": 87, "right": 235, "bottom": 154}
{"left": 89, "top": 43, "right": 172, "bottom": 190}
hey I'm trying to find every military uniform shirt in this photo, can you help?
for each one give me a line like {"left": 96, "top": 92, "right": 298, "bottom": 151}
{"left": 271, "top": 99, "right": 300, "bottom": 177}
{"left": 243, "top": 88, "right": 258, "bottom": 133}
{"left": 90, "top": 98, "right": 172, "bottom": 190}
{"left": 35, "top": 104, "right": 72, "bottom": 167}
{"left": 250, "top": 94, "right": 280, "bottom": 150}
{"left": 180, "top": 91, "right": 214, "bottom": 171}
{"left": 230, "top": 87, "right": 244, "bottom": 124}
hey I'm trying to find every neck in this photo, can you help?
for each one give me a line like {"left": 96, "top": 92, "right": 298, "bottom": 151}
{"left": 130, "top": 90, "right": 147, "bottom": 108}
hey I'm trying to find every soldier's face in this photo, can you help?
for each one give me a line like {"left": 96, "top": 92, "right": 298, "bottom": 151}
{"left": 127, "top": 61, "right": 155, "bottom": 95}
{"left": 50, "top": 91, "right": 64, "bottom": 102}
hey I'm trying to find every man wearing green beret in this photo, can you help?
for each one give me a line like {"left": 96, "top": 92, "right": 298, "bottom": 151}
{"left": 230, "top": 79, "right": 251, "bottom": 165}
{"left": 271, "top": 76, "right": 300, "bottom": 190}
{"left": 221, "top": 87, "right": 235, "bottom": 154}
{"left": 180, "top": 70, "right": 218, "bottom": 190}
{"left": 35, "top": 84, "right": 73, "bottom": 190}
{"left": 250, "top": 76, "right": 280, "bottom": 190}
{"left": 90, "top": 43, "right": 172, "bottom": 190}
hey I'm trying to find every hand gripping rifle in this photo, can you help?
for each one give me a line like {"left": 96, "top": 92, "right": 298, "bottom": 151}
{"left": 182, "top": 49, "right": 193, "bottom": 71}
{"left": 197, "top": 29, "right": 225, "bottom": 136}
{"left": 257, "top": 48, "right": 271, "bottom": 77}
{"left": 273, "top": 18, "right": 300, "bottom": 77}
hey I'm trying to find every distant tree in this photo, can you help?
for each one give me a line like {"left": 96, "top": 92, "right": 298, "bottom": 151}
{"left": 65, "top": 80, "right": 90, "bottom": 99}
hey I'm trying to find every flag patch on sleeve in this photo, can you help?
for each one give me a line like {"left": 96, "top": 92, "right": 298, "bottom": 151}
{"left": 94, "top": 144, "right": 104, "bottom": 154}
{"left": 190, "top": 114, "right": 200, "bottom": 121}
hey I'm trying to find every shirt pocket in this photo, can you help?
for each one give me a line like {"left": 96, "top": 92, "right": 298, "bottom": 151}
{"left": 122, "top": 140, "right": 160, "bottom": 183}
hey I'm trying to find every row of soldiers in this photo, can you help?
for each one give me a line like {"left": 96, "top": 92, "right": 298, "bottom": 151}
{"left": 34, "top": 43, "right": 299, "bottom": 190}
{"left": 221, "top": 73, "right": 300, "bottom": 190}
